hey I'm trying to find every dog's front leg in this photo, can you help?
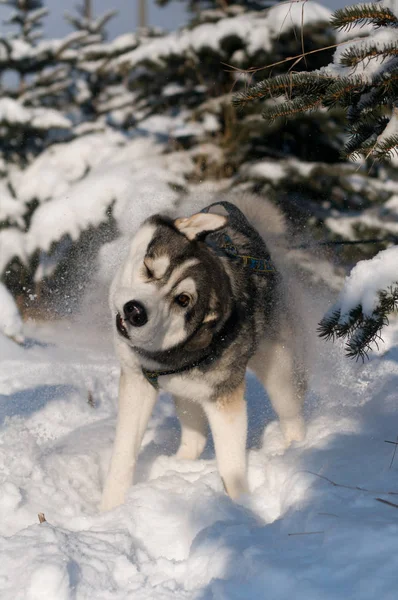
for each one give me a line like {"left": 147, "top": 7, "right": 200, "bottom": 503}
{"left": 101, "top": 368, "right": 157, "bottom": 511}
{"left": 204, "top": 381, "right": 249, "bottom": 499}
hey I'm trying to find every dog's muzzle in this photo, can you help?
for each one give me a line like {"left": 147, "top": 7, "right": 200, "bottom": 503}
{"left": 116, "top": 313, "right": 130, "bottom": 339}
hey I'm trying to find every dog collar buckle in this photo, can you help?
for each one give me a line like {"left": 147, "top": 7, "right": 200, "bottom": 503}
{"left": 142, "top": 368, "right": 160, "bottom": 389}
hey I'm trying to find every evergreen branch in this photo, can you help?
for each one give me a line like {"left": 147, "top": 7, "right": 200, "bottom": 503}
{"left": 346, "top": 314, "right": 386, "bottom": 360}
{"left": 331, "top": 3, "right": 398, "bottom": 31}
{"left": 342, "top": 115, "right": 389, "bottom": 158}
{"left": 340, "top": 42, "right": 398, "bottom": 68}
{"left": 373, "top": 71, "right": 398, "bottom": 101}
{"left": 318, "top": 284, "right": 398, "bottom": 360}
{"left": 371, "top": 134, "right": 398, "bottom": 160}
{"left": 323, "top": 76, "right": 364, "bottom": 108}
{"left": 347, "top": 113, "right": 389, "bottom": 133}
{"left": 232, "top": 73, "right": 331, "bottom": 108}
{"left": 343, "top": 138, "right": 376, "bottom": 160}
{"left": 262, "top": 95, "right": 323, "bottom": 121}
{"left": 317, "top": 308, "right": 342, "bottom": 341}
{"left": 356, "top": 85, "right": 392, "bottom": 113}
{"left": 342, "top": 133, "right": 376, "bottom": 160}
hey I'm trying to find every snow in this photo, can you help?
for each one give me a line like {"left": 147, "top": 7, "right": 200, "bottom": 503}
{"left": 25, "top": 137, "right": 186, "bottom": 254}
{"left": 333, "top": 246, "right": 398, "bottom": 317}
{"left": 109, "top": 2, "right": 331, "bottom": 72}
{"left": 14, "top": 130, "right": 126, "bottom": 204}
{"left": 29, "top": 107, "right": 71, "bottom": 131}
{"left": 0, "top": 181, "right": 25, "bottom": 226}
{"left": 240, "top": 157, "right": 317, "bottom": 184}
{"left": 0, "top": 228, "right": 27, "bottom": 274}
{"left": 245, "top": 160, "right": 287, "bottom": 183}
{"left": 0, "top": 281, "right": 24, "bottom": 343}
{"left": 267, "top": 1, "right": 331, "bottom": 36}
{"left": 0, "top": 99, "right": 71, "bottom": 130}
{"left": 329, "top": 27, "right": 398, "bottom": 83}
{"left": 77, "top": 33, "right": 138, "bottom": 60}
{"left": 0, "top": 98, "right": 30, "bottom": 125}
{"left": 1, "top": 309, "right": 398, "bottom": 598}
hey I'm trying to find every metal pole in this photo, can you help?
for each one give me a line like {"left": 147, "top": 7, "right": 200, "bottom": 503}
{"left": 138, "top": 0, "right": 147, "bottom": 28}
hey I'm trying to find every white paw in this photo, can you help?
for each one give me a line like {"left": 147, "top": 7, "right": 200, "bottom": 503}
{"left": 100, "top": 486, "right": 127, "bottom": 512}
{"left": 223, "top": 474, "right": 250, "bottom": 500}
{"left": 280, "top": 416, "right": 306, "bottom": 447}
{"left": 175, "top": 439, "right": 206, "bottom": 461}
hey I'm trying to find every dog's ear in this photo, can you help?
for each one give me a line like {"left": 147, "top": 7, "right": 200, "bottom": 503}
{"left": 174, "top": 212, "right": 227, "bottom": 241}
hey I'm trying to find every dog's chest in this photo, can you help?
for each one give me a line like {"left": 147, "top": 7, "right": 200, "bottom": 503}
{"left": 158, "top": 371, "right": 214, "bottom": 403}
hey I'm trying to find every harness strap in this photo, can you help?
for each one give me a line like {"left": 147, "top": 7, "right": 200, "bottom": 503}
{"left": 201, "top": 201, "right": 276, "bottom": 275}
{"left": 142, "top": 354, "right": 212, "bottom": 389}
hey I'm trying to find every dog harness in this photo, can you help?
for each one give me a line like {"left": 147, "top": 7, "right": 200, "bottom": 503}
{"left": 142, "top": 201, "right": 275, "bottom": 389}
{"left": 200, "top": 201, "right": 276, "bottom": 275}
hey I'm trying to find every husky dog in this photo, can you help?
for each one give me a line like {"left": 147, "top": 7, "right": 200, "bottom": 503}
{"left": 101, "top": 196, "right": 307, "bottom": 511}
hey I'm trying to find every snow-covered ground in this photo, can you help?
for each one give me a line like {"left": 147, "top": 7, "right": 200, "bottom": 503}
{"left": 1, "top": 311, "right": 398, "bottom": 599}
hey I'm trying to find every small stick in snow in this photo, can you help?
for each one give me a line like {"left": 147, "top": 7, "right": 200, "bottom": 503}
{"left": 384, "top": 437, "right": 398, "bottom": 469}
{"left": 376, "top": 498, "right": 398, "bottom": 509}
{"left": 288, "top": 531, "right": 324, "bottom": 537}
{"left": 38, "top": 513, "right": 46, "bottom": 523}
{"left": 87, "top": 390, "right": 95, "bottom": 408}
{"left": 303, "top": 470, "right": 398, "bottom": 496}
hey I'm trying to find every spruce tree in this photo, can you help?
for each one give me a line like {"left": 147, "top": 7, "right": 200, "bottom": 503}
{"left": 318, "top": 256, "right": 398, "bottom": 361}
{"left": 156, "top": 1, "right": 273, "bottom": 10}
{"left": 0, "top": 0, "right": 48, "bottom": 44}
{"left": 230, "top": 0, "right": 398, "bottom": 358}
{"left": 233, "top": 0, "right": 398, "bottom": 162}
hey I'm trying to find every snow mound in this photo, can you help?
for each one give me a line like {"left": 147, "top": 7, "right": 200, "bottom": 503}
{"left": 1, "top": 318, "right": 398, "bottom": 598}
{"left": 109, "top": 2, "right": 331, "bottom": 71}
{"left": 26, "top": 138, "right": 185, "bottom": 254}
{"left": 0, "top": 228, "right": 27, "bottom": 274}
{"left": 0, "top": 99, "right": 71, "bottom": 130}
{"left": 0, "top": 282, "right": 24, "bottom": 343}
{"left": 336, "top": 246, "right": 398, "bottom": 317}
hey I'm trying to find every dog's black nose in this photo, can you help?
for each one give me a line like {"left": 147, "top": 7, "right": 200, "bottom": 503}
{"left": 123, "top": 300, "right": 148, "bottom": 327}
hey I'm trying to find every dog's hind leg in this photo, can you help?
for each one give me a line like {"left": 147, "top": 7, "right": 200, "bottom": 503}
{"left": 203, "top": 381, "right": 249, "bottom": 499}
{"left": 174, "top": 398, "right": 208, "bottom": 460}
{"left": 250, "top": 339, "right": 306, "bottom": 446}
{"left": 101, "top": 368, "right": 157, "bottom": 511}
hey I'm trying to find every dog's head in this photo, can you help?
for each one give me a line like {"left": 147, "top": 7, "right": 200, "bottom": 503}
{"left": 111, "top": 210, "right": 233, "bottom": 355}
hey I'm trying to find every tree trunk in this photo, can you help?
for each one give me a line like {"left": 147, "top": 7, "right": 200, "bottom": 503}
{"left": 138, "top": 0, "right": 147, "bottom": 28}
{"left": 84, "top": 0, "right": 92, "bottom": 21}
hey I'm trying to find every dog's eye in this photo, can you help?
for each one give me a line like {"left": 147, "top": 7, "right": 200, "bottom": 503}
{"left": 144, "top": 262, "right": 153, "bottom": 279}
{"left": 174, "top": 293, "right": 191, "bottom": 308}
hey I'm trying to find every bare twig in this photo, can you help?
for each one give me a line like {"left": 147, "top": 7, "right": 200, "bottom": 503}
{"left": 87, "top": 390, "right": 95, "bottom": 408}
{"left": 288, "top": 530, "right": 324, "bottom": 536}
{"left": 376, "top": 497, "right": 398, "bottom": 509}
{"left": 222, "top": 39, "right": 358, "bottom": 78}
{"left": 387, "top": 436, "right": 398, "bottom": 469}
{"left": 303, "top": 470, "right": 398, "bottom": 496}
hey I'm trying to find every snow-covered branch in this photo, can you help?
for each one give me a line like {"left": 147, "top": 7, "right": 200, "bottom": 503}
{"left": 319, "top": 246, "right": 398, "bottom": 359}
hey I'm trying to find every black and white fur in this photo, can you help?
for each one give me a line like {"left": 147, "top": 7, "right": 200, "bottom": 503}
{"left": 101, "top": 196, "right": 307, "bottom": 511}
